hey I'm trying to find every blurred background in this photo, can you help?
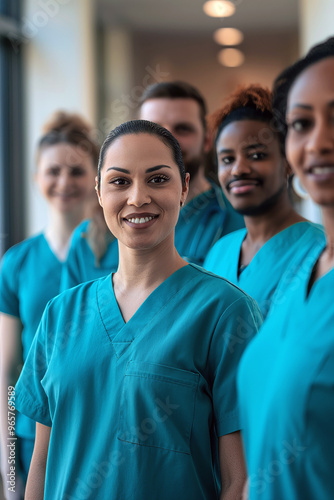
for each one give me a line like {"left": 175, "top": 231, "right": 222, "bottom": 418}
{"left": 0, "top": 0, "right": 333, "bottom": 258}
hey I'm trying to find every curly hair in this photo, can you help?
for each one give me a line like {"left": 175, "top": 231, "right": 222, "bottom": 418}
{"left": 208, "top": 84, "right": 284, "bottom": 152}
{"left": 272, "top": 36, "right": 334, "bottom": 139}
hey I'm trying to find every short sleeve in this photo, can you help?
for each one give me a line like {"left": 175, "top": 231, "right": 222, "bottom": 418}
{"left": 14, "top": 305, "right": 52, "bottom": 426}
{"left": 208, "top": 295, "right": 262, "bottom": 437}
{"left": 0, "top": 249, "right": 20, "bottom": 318}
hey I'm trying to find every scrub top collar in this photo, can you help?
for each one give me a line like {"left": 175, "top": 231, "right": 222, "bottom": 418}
{"left": 234, "top": 222, "right": 315, "bottom": 282}
{"left": 96, "top": 263, "right": 199, "bottom": 358}
{"left": 180, "top": 178, "right": 222, "bottom": 218}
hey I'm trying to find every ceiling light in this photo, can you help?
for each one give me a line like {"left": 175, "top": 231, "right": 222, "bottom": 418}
{"left": 203, "top": 1, "right": 236, "bottom": 18}
{"left": 213, "top": 28, "right": 244, "bottom": 45}
{"left": 218, "top": 48, "right": 245, "bottom": 67}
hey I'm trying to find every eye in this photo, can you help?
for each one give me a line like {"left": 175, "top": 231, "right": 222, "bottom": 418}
{"left": 109, "top": 177, "right": 129, "bottom": 186}
{"left": 47, "top": 167, "right": 60, "bottom": 176}
{"left": 249, "top": 152, "right": 267, "bottom": 161}
{"left": 70, "top": 166, "right": 86, "bottom": 177}
{"left": 149, "top": 174, "right": 170, "bottom": 184}
{"left": 174, "top": 124, "right": 195, "bottom": 135}
{"left": 288, "top": 118, "right": 312, "bottom": 132}
{"left": 220, "top": 156, "right": 234, "bottom": 166}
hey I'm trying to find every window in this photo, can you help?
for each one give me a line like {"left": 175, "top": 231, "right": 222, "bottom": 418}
{"left": 0, "top": 0, "right": 23, "bottom": 257}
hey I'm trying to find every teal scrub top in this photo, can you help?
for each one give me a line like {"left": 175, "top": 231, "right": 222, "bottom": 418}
{"left": 61, "top": 182, "right": 244, "bottom": 290}
{"left": 175, "top": 180, "right": 244, "bottom": 266}
{"left": 0, "top": 233, "right": 63, "bottom": 439}
{"left": 61, "top": 219, "right": 119, "bottom": 290}
{"left": 204, "top": 222, "right": 325, "bottom": 318}
{"left": 14, "top": 264, "right": 262, "bottom": 500}
{"left": 237, "top": 238, "right": 334, "bottom": 500}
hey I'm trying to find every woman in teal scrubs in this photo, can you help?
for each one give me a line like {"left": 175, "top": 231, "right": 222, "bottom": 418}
{"left": 14, "top": 120, "right": 262, "bottom": 500}
{"left": 0, "top": 112, "right": 98, "bottom": 496}
{"left": 238, "top": 37, "right": 334, "bottom": 499}
{"left": 204, "top": 85, "right": 324, "bottom": 318}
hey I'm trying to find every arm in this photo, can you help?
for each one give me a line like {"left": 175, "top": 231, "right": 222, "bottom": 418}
{"left": 25, "top": 423, "right": 50, "bottom": 500}
{"left": 0, "top": 313, "right": 25, "bottom": 499}
{"left": 219, "top": 431, "right": 247, "bottom": 500}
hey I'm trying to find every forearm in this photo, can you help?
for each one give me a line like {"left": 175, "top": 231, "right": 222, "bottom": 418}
{"left": 25, "top": 458, "right": 46, "bottom": 500}
{"left": 220, "top": 479, "right": 246, "bottom": 500}
{"left": 25, "top": 423, "right": 50, "bottom": 500}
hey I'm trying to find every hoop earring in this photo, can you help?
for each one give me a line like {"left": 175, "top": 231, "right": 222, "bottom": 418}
{"left": 292, "top": 175, "right": 309, "bottom": 200}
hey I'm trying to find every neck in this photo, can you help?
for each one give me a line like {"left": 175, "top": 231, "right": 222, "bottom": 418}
{"left": 44, "top": 207, "right": 85, "bottom": 261}
{"left": 186, "top": 167, "right": 211, "bottom": 203}
{"left": 114, "top": 236, "right": 186, "bottom": 291}
{"left": 321, "top": 206, "right": 334, "bottom": 260}
{"left": 244, "top": 191, "right": 305, "bottom": 244}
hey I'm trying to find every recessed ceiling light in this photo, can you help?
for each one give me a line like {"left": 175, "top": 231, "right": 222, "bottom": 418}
{"left": 203, "top": 1, "right": 236, "bottom": 18}
{"left": 218, "top": 48, "right": 245, "bottom": 67}
{"left": 213, "top": 28, "right": 244, "bottom": 46}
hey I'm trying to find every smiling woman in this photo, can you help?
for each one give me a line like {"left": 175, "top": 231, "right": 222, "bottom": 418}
{"left": 11, "top": 120, "right": 263, "bottom": 500}
{"left": 97, "top": 121, "right": 188, "bottom": 258}
{"left": 204, "top": 85, "right": 324, "bottom": 318}
{"left": 237, "top": 37, "right": 334, "bottom": 500}
{"left": 0, "top": 111, "right": 99, "bottom": 497}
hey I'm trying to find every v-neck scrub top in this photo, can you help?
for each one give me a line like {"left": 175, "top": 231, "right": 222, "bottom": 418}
{"left": 238, "top": 240, "right": 334, "bottom": 500}
{"left": 0, "top": 233, "right": 63, "bottom": 439}
{"left": 204, "top": 222, "right": 325, "bottom": 318}
{"left": 14, "top": 264, "right": 262, "bottom": 500}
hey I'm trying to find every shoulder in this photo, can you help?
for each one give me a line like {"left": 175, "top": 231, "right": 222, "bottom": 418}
{"left": 50, "top": 274, "right": 104, "bottom": 309}
{"left": 303, "top": 221, "right": 325, "bottom": 238}
{"left": 211, "top": 228, "right": 246, "bottom": 250}
{"left": 70, "top": 219, "right": 91, "bottom": 243}
{"left": 205, "top": 229, "right": 246, "bottom": 262}
{"left": 188, "top": 263, "right": 257, "bottom": 307}
{"left": 1, "top": 233, "right": 44, "bottom": 270}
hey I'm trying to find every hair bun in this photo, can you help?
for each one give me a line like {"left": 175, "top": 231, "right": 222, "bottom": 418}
{"left": 41, "top": 110, "right": 92, "bottom": 136}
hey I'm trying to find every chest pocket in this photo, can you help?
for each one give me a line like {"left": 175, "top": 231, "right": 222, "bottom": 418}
{"left": 117, "top": 361, "right": 199, "bottom": 455}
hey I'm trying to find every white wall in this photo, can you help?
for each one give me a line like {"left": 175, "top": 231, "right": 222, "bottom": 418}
{"left": 300, "top": 0, "right": 334, "bottom": 52}
{"left": 23, "top": 0, "right": 97, "bottom": 236}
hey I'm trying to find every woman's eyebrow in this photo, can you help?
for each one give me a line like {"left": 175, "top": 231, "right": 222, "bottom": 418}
{"left": 106, "top": 167, "right": 130, "bottom": 173}
{"left": 146, "top": 165, "right": 172, "bottom": 173}
{"left": 106, "top": 165, "right": 172, "bottom": 174}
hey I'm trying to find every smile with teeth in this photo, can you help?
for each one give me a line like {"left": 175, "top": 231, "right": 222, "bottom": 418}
{"left": 309, "top": 166, "right": 334, "bottom": 174}
{"left": 126, "top": 216, "right": 156, "bottom": 224}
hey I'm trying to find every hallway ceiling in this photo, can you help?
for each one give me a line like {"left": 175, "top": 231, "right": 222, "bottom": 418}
{"left": 96, "top": 0, "right": 299, "bottom": 33}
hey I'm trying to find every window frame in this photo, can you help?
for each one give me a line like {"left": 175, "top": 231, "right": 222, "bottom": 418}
{"left": 0, "top": 0, "right": 24, "bottom": 257}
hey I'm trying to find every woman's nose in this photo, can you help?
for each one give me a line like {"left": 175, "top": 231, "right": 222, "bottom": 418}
{"left": 58, "top": 171, "right": 71, "bottom": 187}
{"left": 127, "top": 183, "right": 151, "bottom": 207}
{"left": 305, "top": 118, "right": 334, "bottom": 155}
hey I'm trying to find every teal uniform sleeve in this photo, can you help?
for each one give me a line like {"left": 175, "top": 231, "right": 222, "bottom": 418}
{"left": 14, "top": 305, "right": 52, "bottom": 427}
{"left": 208, "top": 295, "right": 262, "bottom": 436}
{"left": 0, "top": 248, "right": 20, "bottom": 318}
